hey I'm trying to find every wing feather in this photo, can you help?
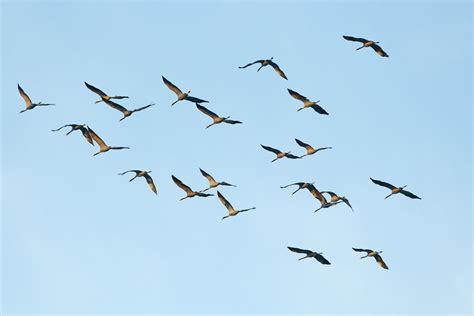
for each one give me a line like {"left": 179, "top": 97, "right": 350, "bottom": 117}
{"left": 370, "top": 178, "right": 396, "bottom": 189}
{"left": 196, "top": 104, "right": 219, "bottom": 119}
{"left": 18, "top": 84, "right": 32, "bottom": 106}
{"left": 162, "top": 76, "right": 183, "bottom": 96}
{"left": 84, "top": 82, "right": 107, "bottom": 97}
{"left": 171, "top": 175, "right": 193, "bottom": 194}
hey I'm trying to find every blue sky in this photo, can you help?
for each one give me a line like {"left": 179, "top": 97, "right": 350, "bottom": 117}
{"left": 1, "top": 0, "right": 472, "bottom": 314}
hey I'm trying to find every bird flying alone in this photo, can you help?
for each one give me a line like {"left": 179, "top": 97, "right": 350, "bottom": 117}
{"left": 342, "top": 36, "right": 389, "bottom": 57}
{"left": 84, "top": 82, "right": 129, "bottom": 103}
{"left": 195, "top": 104, "right": 242, "bottom": 129}
{"left": 217, "top": 191, "right": 255, "bottom": 220}
{"left": 287, "top": 89, "right": 328, "bottom": 115}
{"left": 119, "top": 170, "right": 157, "bottom": 195}
{"left": 171, "top": 175, "right": 213, "bottom": 201}
{"left": 352, "top": 248, "right": 389, "bottom": 270}
{"left": 370, "top": 178, "right": 421, "bottom": 200}
{"left": 260, "top": 144, "right": 300, "bottom": 163}
{"left": 295, "top": 138, "right": 332, "bottom": 158}
{"left": 287, "top": 247, "right": 331, "bottom": 265}
{"left": 86, "top": 126, "right": 130, "bottom": 156}
{"left": 162, "top": 76, "right": 209, "bottom": 106}
{"left": 199, "top": 169, "right": 236, "bottom": 192}
{"left": 103, "top": 99, "right": 155, "bottom": 121}
{"left": 239, "top": 57, "right": 288, "bottom": 80}
{"left": 52, "top": 124, "right": 94, "bottom": 145}
{"left": 18, "top": 84, "right": 54, "bottom": 113}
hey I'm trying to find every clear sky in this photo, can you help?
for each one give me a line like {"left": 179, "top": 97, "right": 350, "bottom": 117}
{"left": 1, "top": 0, "right": 472, "bottom": 315}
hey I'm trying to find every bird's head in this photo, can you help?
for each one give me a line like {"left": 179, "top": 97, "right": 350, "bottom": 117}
{"left": 187, "top": 90, "right": 191, "bottom": 95}
{"left": 378, "top": 250, "right": 383, "bottom": 254}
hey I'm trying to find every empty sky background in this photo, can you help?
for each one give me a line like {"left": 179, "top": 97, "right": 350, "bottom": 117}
{"left": 1, "top": 0, "right": 472, "bottom": 315}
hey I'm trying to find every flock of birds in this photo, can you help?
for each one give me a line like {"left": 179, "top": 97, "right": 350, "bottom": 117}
{"left": 18, "top": 35, "right": 420, "bottom": 270}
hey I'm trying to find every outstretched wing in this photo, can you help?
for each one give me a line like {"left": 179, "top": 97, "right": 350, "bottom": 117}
{"left": 238, "top": 60, "right": 263, "bottom": 69}
{"left": 217, "top": 191, "right": 234, "bottom": 212}
{"left": 280, "top": 182, "right": 304, "bottom": 189}
{"left": 310, "top": 104, "right": 329, "bottom": 115}
{"left": 307, "top": 184, "right": 327, "bottom": 205}
{"left": 285, "top": 153, "right": 301, "bottom": 160}
{"left": 352, "top": 247, "right": 372, "bottom": 254}
{"left": 144, "top": 173, "right": 157, "bottom": 194}
{"left": 287, "top": 247, "right": 312, "bottom": 255}
{"left": 18, "top": 84, "right": 32, "bottom": 106}
{"left": 261, "top": 144, "right": 282, "bottom": 155}
{"left": 171, "top": 175, "right": 193, "bottom": 194}
{"left": 224, "top": 119, "right": 242, "bottom": 125}
{"left": 79, "top": 126, "right": 94, "bottom": 145}
{"left": 314, "top": 253, "right": 331, "bottom": 265}
{"left": 400, "top": 189, "right": 421, "bottom": 200}
{"left": 199, "top": 168, "right": 216, "bottom": 183}
{"left": 371, "top": 43, "right": 389, "bottom": 57}
{"left": 103, "top": 99, "right": 128, "bottom": 113}
{"left": 162, "top": 76, "right": 183, "bottom": 96}
{"left": 185, "top": 96, "right": 208, "bottom": 104}
{"left": 131, "top": 103, "right": 155, "bottom": 113}
{"left": 118, "top": 170, "right": 140, "bottom": 175}
{"left": 374, "top": 254, "right": 389, "bottom": 269}
{"left": 268, "top": 60, "right": 288, "bottom": 79}
{"left": 342, "top": 35, "right": 369, "bottom": 43}
{"left": 51, "top": 124, "right": 73, "bottom": 132}
{"left": 321, "top": 191, "right": 337, "bottom": 198}
{"left": 84, "top": 82, "right": 107, "bottom": 97}
{"left": 86, "top": 126, "right": 107, "bottom": 148}
{"left": 196, "top": 104, "right": 219, "bottom": 119}
{"left": 295, "top": 138, "right": 313, "bottom": 151}
{"left": 370, "top": 178, "right": 396, "bottom": 190}
{"left": 287, "top": 89, "right": 307, "bottom": 102}
{"left": 341, "top": 197, "right": 354, "bottom": 210}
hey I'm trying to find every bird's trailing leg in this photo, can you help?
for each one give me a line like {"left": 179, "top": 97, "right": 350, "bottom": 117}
{"left": 257, "top": 65, "right": 264, "bottom": 72}
{"left": 271, "top": 157, "right": 279, "bottom": 163}
{"left": 66, "top": 129, "right": 74, "bottom": 135}
{"left": 384, "top": 193, "right": 393, "bottom": 199}
{"left": 179, "top": 196, "right": 189, "bottom": 201}
{"left": 298, "top": 255, "right": 309, "bottom": 261}
{"left": 171, "top": 100, "right": 179, "bottom": 106}
{"left": 356, "top": 46, "right": 364, "bottom": 51}
{"left": 292, "top": 187, "right": 302, "bottom": 195}
{"left": 206, "top": 123, "right": 216, "bottom": 129}
{"left": 296, "top": 107, "right": 304, "bottom": 112}
{"left": 129, "top": 175, "right": 138, "bottom": 182}
{"left": 314, "top": 206, "right": 323, "bottom": 213}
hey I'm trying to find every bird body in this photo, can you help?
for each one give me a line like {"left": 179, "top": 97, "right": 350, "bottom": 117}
{"left": 18, "top": 84, "right": 54, "bottom": 113}
{"left": 103, "top": 99, "right": 155, "bottom": 121}
{"left": 162, "top": 76, "right": 208, "bottom": 106}
{"left": 321, "top": 191, "right": 353, "bottom": 211}
{"left": 287, "top": 89, "right": 328, "bottom": 115}
{"left": 305, "top": 184, "right": 342, "bottom": 212}
{"left": 199, "top": 169, "right": 236, "bottom": 192}
{"left": 87, "top": 126, "right": 130, "bottom": 156}
{"left": 370, "top": 178, "right": 421, "bottom": 200}
{"left": 352, "top": 248, "right": 389, "bottom": 269}
{"left": 287, "top": 247, "right": 331, "bottom": 265}
{"left": 217, "top": 191, "right": 255, "bottom": 220}
{"left": 119, "top": 170, "right": 157, "bottom": 194}
{"left": 196, "top": 104, "right": 242, "bottom": 128}
{"left": 172, "top": 175, "right": 213, "bottom": 200}
{"left": 295, "top": 138, "right": 332, "bottom": 157}
{"left": 342, "top": 36, "right": 389, "bottom": 57}
{"left": 84, "top": 82, "right": 129, "bottom": 103}
{"left": 52, "top": 124, "right": 94, "bottom": 145}
{"left": 239, "top": 57, "right": 288, "bottom": 80}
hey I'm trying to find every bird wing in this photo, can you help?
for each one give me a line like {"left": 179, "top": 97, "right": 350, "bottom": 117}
{"left": 84, "top": 82, "right": 107, "bottom": 97}
{"left": 268, "top": 60, "right": 288, "bottom": 79}
{"left": 224, "top": 119, "right": 242, "bottom": 125}
{"left": 185, "top": 96, "right": 208, "bottom": 104}
{"left": 374, "top": 254, "right": 389, "bottom": 269}
{"left": 196, "top": 104, "right": 219, "bottom": 119}
{"left": 287, "top": 89, "right": 308, "bottom": 102}
{"left": 144, "top": 174, "right": 157, "bottom": 194}
{"left": 320, "top": 191, "right": 337, "bottom": 198}
{"left": 295, "top": 138, "right": 314, "bottom": 151}
{"left": 171, "top": 175, "right": 193, "bottom": 194}
{"left": 280, "top": 182, "right": 304, "bottom": 188}
{"left": 103, "top": 99, "right": 128, "bottom": 113}
{"left": 371, "top": 43, "right": 389, "bottom": 57}
{"left": 370, "top": 178, "right": 396, "bottom": 190}
{"left": 199, "top": 168, "right": 216, "bottom": 183}
{"left": 287, "top": 247, "right": 312, "bottom": 255}
{"left": 261, "top": 144, "right": 282, "bottom": 155}
{"left": 79, "top": 125, "right": 94, "bottom": 145}
{"left": 307, "top": 184, "right": 327, "bottom": 204}
{"left": 310, "top": 104, "right": 329, "bottom": 115}
{"left": 217, "top": 191, "right": 234, "bottom": 212}
{"left": 238, "top": 60, "right": 263, "bottom": 69}
{"left": 86, "top": 126, "right": 107, "bottom": 148}
{"left": 285, "top": 153, "right": 301, "bottom": 159}
{"left": 314, "top": 253, "right": 331, "bottom": 265}
{"left": 352, "top": 248, "right": 372, "bottom": 254}
{"left": 17, "top": 84, "right": 32, "bottom": 106}
{"left": 131, "top": 103, "right": 155, "bottom": 113}
{"left": 118, "top": 170, "right": 140, "bottom": 175}
{"left": 51, "top": 124, "right": 73, "bottom": 132}
{"left": 341, "top": 197, "right": 353, "bottom": 210}
{"left": 162, "top": 76, "right": 183, "bottom": 96}
{"left": 399, "top": 189, "right": 421, "bottom": 199}
{"left": 342, "top": 35, "right": 369, "bottom": 43}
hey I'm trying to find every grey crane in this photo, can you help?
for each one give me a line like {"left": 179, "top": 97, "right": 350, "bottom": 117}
{"left": 84, "top": 82, "right": 129, "bottom": 103}
{"left": 295, "top": 138, "right": 332, "bottom": 158}
{"left": 238, "top": 57, "right": 288, "bottom": 80}
{"left": 118, "top": 170, "right": 157, "bottom": 195}
{"left": 162, "top": 76, "right": 208, "bottom": 106}
{"left": 287, "top": 89, "right": 328, "bottom": 115}
{"left": 287, "top": 247, "right": 331, "bottom": 265}
{"left": 280, "top": 182, "right": 315, "bottom": 195}
{"left": 261, "top": 144, "right": 300, "bottom": 163}
{"left": 370, "top": 178, "right": 421, "bottom": 200}
{"left": 196, "top": 104, "right": 242, "bottom": 128}
{"left": 103, "top": 99, "right": 155, "bottom": 121}
{"left": 87, "top": 126, "right": 130, "bottom": 156}
{"left": 352, "top": 248, "right": 389, "bottom": 270}
{"left": 199, "top": 169, "right": 236, "bottom": 192}
{"left": 18, "top": 84, "right": 54, "bottom": 113}
{"left": 172, "top": 175, "right": 213, "bottom": 201}
{"left": 306, "top": 184, "right": 342, "bottom": 213}
{"left": 321, "top": 191, "right": 353, "bottom": 211}
{"left": 342, "top": 36, "right": 389, "bottom": 57}
{"left": 217, "top": 191, "right": 255, "bottom": 220}
{"left": 52, "top": 124, "right": 94, "bottom": 145}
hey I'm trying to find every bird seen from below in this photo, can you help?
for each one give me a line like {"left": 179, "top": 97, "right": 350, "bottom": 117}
{"left": 287, "top": 89, "right": 328, "bottom": 115}
{"left": 18, "top": 84, "right": 54, "bottom": 113}
{"left": 103, "top": 99, "right": 155, "bottom": 121}
{"left": 260, "top": 144, "right": 301, "bottom": 163}
{"left": 84, "top": 82, "right": 129, "bottom": 103}
{"left": 199, "top": 168, "right": 236, "bottom": 192}
{"left": 342, "top": 35, "right": 389, "bottom": 57}
{"left": 287, "top": 247, "right": 331, "bottom": 265}
{"left": 352, "top": 248, "right": 389, "bottom": 270}
{"left": 295, "top": 138, "right": 332, "bottom": 158}
{"left": 321, "top": 191, "right": 353, "bottom": 211}
{"left": 172, "top": 175, "right": 214, "bottom": 201}
{"left": 217, "top": 191, "right": 255, "bottom": 220}
{"left": 51, "top": 124, "right": 94, "bottom": 145}
{"left": 162, "top": 76, "right": 209, "bottom": 106}
{"left": 280, "top": 182, "right": 315, "bottom": 195}
{"left": 306, "top": 184, "right": 342, "bottom": 213}
{"left": 239, "top": 57, "right": 288, "bottom": 80}
{"left": 196, "top": 104, "right": 242, "bottom": 128}
{"left": 370, "top": 178, "right": 421, "bottom": 200}
{"left": 118, "top": 170, "right": 157, "bottom": 195}
{"left": 87, "top": 126, "right": 130, "bottom": 156}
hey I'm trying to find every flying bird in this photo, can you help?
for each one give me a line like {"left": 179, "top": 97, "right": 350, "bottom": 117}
{"left": 196, "top": 104, "right": 242, "bottom": 128}
{"left": 287, "top": 247, "right": 331, "bottom": 265}
{"left": 199, "top": 169, "right": 236, "bottom": 192}
{"left": 238, "top": 57, "right": 288, "bottom": 80}
{"left": 352, "top": 248, "right": 389, "bottom": 269}
{"left": 172, "top": 175, "right": 213, "bottom": 201}
{"left": 306, "top": 184, "right": 342, "bottom": 213}
{"left": 295, "top": 138, "right": 332, "bottom": 158}
{"left": 87, "top": 126, "right": 130, "bottom": 156}
{"left": 118, "top": 170, "right": 157, "bottom": 194}
{"left": 18, "top": 84, "right": 54, "bottom": 113}
{"left": 287, "top": 89, "right": 328, "bottom": 115}
{"left": 162, "top": 76, "right": 209, "bottom": 106}
{"left": 217, "top": 191, "right": 255, "bottom": 220}
{"left": 51, "top": 124, "right": 94, "bottom": 145}
{"left": 103, "top": 99, "right": 155, "bottom": 121}
{"left": 321, "top": 191, "right": 353, "bottom": 211}
{"left": 342, "top": 36, "right": 389, "bottom": 57}
{"left": 261, "top": 144, "right": 300, "bottom": 163}
{"left": 280, "top": 182, "right": 315, "bottom": 195}
{"left": 370, "top": 178, "right": 421, "bottom": 200}
{"left": 84, "top": 82, "right": 129, "bottom": 103}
